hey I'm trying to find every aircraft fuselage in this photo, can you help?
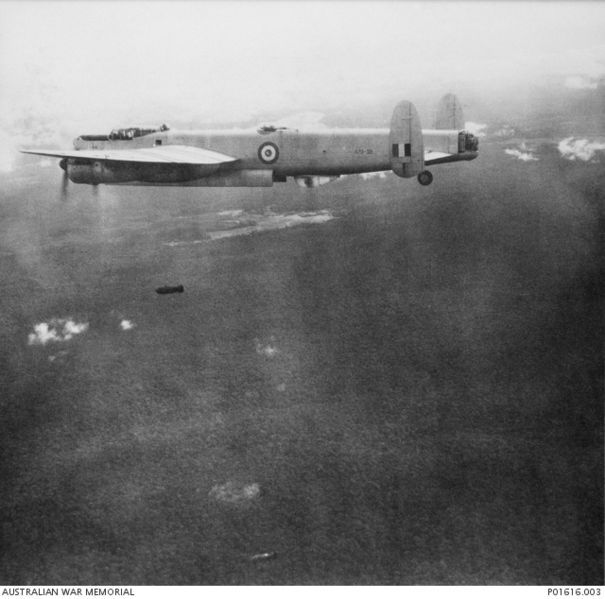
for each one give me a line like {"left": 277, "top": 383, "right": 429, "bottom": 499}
{"left": 69, "top": 127, "right": 477, "bottom": 186}
{"left": 23, "top": 95, "right": 479, "bottom": 188}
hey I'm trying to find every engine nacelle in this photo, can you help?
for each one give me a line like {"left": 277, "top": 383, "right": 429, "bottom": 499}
{"left": 390, "top": 100, "right": 424, "bottom": 178}
{"left": 66, "top": 159, "right": 211, "bottom": 184}
{"left": 181, "top": 169, "right": 273, "bottom": 187}
{"left": 66, "top": 160, "right": 273, "bottom": 187}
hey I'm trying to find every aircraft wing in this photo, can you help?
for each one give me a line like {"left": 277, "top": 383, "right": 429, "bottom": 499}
{"left": 20, "top": 145, "right": 238, "bottom": 165}
{"left": 424, "top": 151, "right": 455, "bottom": 166}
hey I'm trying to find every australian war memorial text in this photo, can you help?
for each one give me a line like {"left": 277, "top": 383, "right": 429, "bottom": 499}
{"left": 2, "top": 590, "right": 134, "bottom": 597}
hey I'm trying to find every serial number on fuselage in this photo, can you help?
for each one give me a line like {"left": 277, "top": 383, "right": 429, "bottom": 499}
{"left": 353, "top": 148, "right": 374, "bottom": 155}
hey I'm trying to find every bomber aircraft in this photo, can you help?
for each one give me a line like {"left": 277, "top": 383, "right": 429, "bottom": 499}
{"left": 21, "top": 94, "right": 478, "bottom": 190}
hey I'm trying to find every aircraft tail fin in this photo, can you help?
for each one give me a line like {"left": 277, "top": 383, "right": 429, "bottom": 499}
{"left": 390, "top": 100, "right": 424, "bottom": 178}
{"left": 434, "top": 93, "right": 465, "bottom": 130}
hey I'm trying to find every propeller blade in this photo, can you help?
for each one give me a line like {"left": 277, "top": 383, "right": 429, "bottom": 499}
{"left": 61, "top": 170, "right": 69, "bottom": 200}
{"left": 59, "top": 158, "right": 68, "bottom": 200}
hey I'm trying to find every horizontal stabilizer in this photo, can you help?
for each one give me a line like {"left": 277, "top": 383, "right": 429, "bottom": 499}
{"left": 424, "top": 151, "right": 452, "bottom": 165}
{"left": 424, "top": 150, "right": 477, "bottom": 166}
{"left": 20, "top": 145, "right": 238, "bottom": 165}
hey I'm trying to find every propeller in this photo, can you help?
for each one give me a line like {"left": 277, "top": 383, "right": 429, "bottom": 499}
{"left": 59, "top": 158, "right": 69, "bottom": 200}
{"left": 58, "top": 157, "right": 100, "bottom": 198}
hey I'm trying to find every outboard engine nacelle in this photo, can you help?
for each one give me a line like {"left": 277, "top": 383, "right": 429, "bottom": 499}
{"left": 390, "top": 100, "right": 424, "bottom": 178}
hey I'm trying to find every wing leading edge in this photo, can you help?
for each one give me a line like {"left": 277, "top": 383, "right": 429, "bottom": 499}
{"left": 20, "top": 145, "right": 238, "bottom": 165}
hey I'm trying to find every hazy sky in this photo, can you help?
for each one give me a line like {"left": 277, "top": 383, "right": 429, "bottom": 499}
{"left": 0, "top": 1, "right": 604, "bottom": 135}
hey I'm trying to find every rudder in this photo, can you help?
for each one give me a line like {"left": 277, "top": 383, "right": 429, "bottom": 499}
{"left": 434, "top": 93, "right": 465, "bottom": 130}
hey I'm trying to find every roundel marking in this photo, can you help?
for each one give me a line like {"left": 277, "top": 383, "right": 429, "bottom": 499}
{"left": 258, "top": 142, "right": 279, "bottom": 164}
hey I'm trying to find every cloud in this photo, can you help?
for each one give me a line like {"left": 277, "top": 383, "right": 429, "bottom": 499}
{"left": 505, "top": 148, "right": 538, "bottom": 162}
{"left": 216, "top": 209, "right": 245, "bottom": 218}
{"left": 48, "top": 350, "right": 68, "bottom": 364}
{"left": 0, "top": 132, "right": 18, "bottom": 173}
{"left": 208, "top": 210, "right": 337, "bottom": 241}
{"left": 465, "top": 122, "right": 488, "bottom": 138}
{"left": 359, "top": 171, "right": 388, "bottom": 181}
{"left": 564, "top": 75, "right": 599, "bottom": 90}
{"left": 294, "top": 175, "right": 340, "bottom": 188}
{"left": 2, "top": 2, "right": 605, "bottom": 142}
{"left": 492, "top": 125, "right": 516, "bottom": 139}
{"left": 164, "top": 209, "right": 337, "bottom": 246}
{"left": 209, "top": 481, "right": 261, "bottom": 505}
{"left": 164, "top": 239, "right": 205, "bottom": 248}
{"left": 120, "top": 319, "right": 135, "bottom": 331}
{"left": 558, "top": 137, "right": 605, "bottom": 162}
{"left": 28, "top": 318, "right": 89, "bottom": 346}
{"left": 255, "top": 337, "right": 279, "bottom": 358}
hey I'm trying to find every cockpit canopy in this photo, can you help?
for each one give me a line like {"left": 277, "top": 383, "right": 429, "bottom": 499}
{"left": 78, "top": 124, "right": 170, "bottom": 143}
{"left": 257, "top": 125, "right": 288, "bottom": 135}
{"left": 108, "top": 124, "right": 170, "bottom": 140}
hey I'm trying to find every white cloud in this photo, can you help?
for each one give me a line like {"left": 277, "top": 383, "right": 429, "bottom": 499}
{"left": 505, "top": 148, "right": 538, "bottom": 162}
{"left": 208, "top": 210, "right": 336, "bottom": 241}
{"left": 63, "top": 320, "right": 88, "bottom": 337}
{"left": 209, "top": 481, "right": 261, "bottom": 505}
{"left": 0, "top": 132, "right": 17, "bottom": 173}
{"left": 558, "top": 137, "right": 605, "bottom": 162}
{"left": 492, "top": 125, "right": 516, "bottom": 138}
{"left": 216, "top": 209, "right": 244, "bottom": 218}
{"left": 29, "top": 323, "right": 61, "bottom": 345}
{"left": 359, "top": 171, "right": 388, "bottom": 181}
{"left": 28, "top": 318, "right": 89, "bottom": 346}
{"left": 294, "top": 175, "right": 340, "bottom": 188}
{"left": 465, "top": 122, "right": 488, "bottom": 138}
{"left": 48, "top": 350, "right": 68, "bottom": 364}
{"left": 165, "top": 209, "right": 337, "bottom": 246}
{"left": 120, "top": 319, "right": 135, "bottom": 331}
{"left": 564, "top": 75, "right": 599, "bottom": 90}
{"left": 3, "top": 2, "right": 604, "bottom": 140}
{"left": 164, "top": 239, "right": 205, "bottom": 248}
{"left": 255, "top": 337, "right": 279, "bottom": 358}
